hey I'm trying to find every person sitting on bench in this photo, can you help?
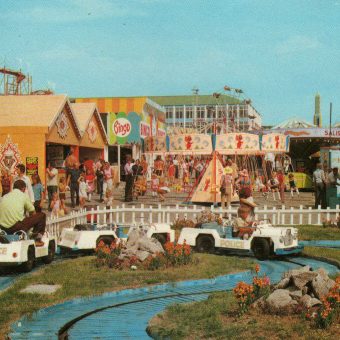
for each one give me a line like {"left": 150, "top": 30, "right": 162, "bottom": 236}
{"left": 0, "top": 179, "right": 46, "bottom": 246}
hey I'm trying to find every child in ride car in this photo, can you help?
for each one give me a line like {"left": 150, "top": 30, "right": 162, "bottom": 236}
{"left": 233, "top": 199, "right": 257, "bottom": 240}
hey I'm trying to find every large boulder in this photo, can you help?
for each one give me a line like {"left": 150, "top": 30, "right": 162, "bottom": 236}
{"left": 292, "top": 271, "right": 318, "bottom": 289}
{"left": 266, "top": 289, "right": 297, "bottom": 311}
{"left": 135, "top": 250, "right": 150, "bottom": 262}
{"left": 275, "top": 277, "right": 290, "bottom": 289}
{"left": 300, "top": 294, "right": 322, "bottom": 308}
{"left": 138, "top": 237, "right": 164, "bottom": 254}
{"left": 282, "top": 266, "right": 311, "bottom": 279}
{"left": 289, "top": 290, "right": 303, "bottom": 300}
{"left": 311, "top": 268, "right": 335, "bottom": 299}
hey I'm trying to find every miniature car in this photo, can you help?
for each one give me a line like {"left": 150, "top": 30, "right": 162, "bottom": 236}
{"left": 177, "top": 221, "right": 303, "bottom": 260}
{"left": 57, "top": 222, "right": 175, "bottom": 253}
{"left": 0, "top": 230, "right": 56, "bottom": 272}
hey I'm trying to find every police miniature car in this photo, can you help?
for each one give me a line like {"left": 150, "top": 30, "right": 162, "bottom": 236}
{"left": 177, "top": 221, "right": 303, "bottom": 260}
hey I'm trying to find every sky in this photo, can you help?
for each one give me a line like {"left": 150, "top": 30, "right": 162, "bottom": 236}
{"left": 1, "top": 0, "right": 340, "bottom": 125}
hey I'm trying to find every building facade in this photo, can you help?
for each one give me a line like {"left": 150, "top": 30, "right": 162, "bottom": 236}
{"left": 150, "top": 95, "right": 262, "bottom": 132}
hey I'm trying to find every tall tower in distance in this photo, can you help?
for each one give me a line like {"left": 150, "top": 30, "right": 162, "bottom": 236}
{"left": 313, "top": 93, "right": 322, "bottom": 127}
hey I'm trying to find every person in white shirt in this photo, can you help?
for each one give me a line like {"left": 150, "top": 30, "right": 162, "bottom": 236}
{"left": 46, "top": 162, "right": 59, "bottom": 211}
{"left": 313, "top": 163, "right": 326, "bottom": 208}
{"left": 328, "top": 167, "right": 340, "bottom": 187}
{"left": 13, "top": 163, "right": 35, "bottom": 203}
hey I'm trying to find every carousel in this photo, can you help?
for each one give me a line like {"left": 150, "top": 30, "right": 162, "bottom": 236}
{"left": 143, "top": 129, "right": 289, "bottom": 205}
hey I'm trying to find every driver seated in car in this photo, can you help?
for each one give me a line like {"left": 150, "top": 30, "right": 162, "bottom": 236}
{"left": 233, "top": 199, "right": 258, "bottom": 240}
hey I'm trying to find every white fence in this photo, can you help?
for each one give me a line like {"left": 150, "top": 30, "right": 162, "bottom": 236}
{"left": 46, "top": 204, "right": 340, "bottom": 237}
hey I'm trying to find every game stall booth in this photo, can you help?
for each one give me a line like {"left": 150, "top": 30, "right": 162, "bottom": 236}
{"left": 0, "top": 95, "right": 83, "bottom": 185}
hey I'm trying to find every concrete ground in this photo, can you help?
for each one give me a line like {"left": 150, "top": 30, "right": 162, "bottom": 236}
{"left": 43, "top": 182, "right": 316, "bottom": 213}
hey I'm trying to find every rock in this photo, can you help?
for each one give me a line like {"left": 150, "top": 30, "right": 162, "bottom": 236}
{"left": 135, "top": 250, "right": 150, "bottom": 262}
{"left": 312, "top": 271, "right": 335, "bottom": 299}
{"left": 289, "top": 290, "right": 303, "bottom": 300}
{"left": 275, "top": 277, "right": 290, "bottom": 289}
{"left": 292, "top": 272, "right": 318, "bottom": 289}
{"left": 138, "top": 237, "right": 164, "bottom": 254}
{"left": 266, "top": 289, "right": 294, "bottom": 310}
{"left": 302, "top": 286, "right": 309, "bottom": 295}
{"left": 252, "top": 296, "right": 266, "bottom": 309}
{"left": 282, "top": 266, "right": 311, "bottom": 279}
{"left": 20, "top": 284, "right": 61, "bottom": 295}
{"left": 126, "top": 229, "right": 143, "bottom": 247}
{"left": 300, "top": 294, "right": 322, "bottom": 308}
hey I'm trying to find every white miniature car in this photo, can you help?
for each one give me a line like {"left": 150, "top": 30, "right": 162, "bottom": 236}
{"left": 58, "top": 222, "right": 175, "bottom": 253}
{"left": 177, "top": 221, "right": 303, "bottom": 260}
{"left": 0, "top": 230, "right": 56, "bottom": 272}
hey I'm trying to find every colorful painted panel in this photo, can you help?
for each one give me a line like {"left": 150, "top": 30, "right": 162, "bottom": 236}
{"left": 215, "top": 133, "right": 260, "bottom": 155}
{"left": 169, "top": 134, "right": 212, "bottom": 155}
{"left": 0, "top": 135, "right": 21, "bottom": 173}
{"left": 144, "top": 136, "right": 167, "bottom": 154}
{"left": 261, "top": 133, "right": 288, "bottom": 153}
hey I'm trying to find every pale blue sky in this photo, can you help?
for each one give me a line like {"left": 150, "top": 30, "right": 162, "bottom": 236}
{"left": 1, "top": 0, "right": 339, "bottom": 125}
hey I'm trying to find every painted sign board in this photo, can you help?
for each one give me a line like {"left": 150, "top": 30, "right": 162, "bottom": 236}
{"left": 26, "top": 157, "right": 38, "bottom": 176}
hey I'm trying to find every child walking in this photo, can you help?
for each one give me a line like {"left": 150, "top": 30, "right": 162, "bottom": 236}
{"left": 78, "top": 176, "right": 88, "bottom": 208}
{"left": 288, "top": 173, "right": 299, "bottom": 197}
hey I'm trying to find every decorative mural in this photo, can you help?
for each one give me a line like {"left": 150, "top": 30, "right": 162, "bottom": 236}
{"left": 168, "top": 134, "right": 212, "bottom": 155}
{"left": 144, "top": 136, "right": 167, "bottom": 154}
{"left": 0, "top": 135, "right": 22, "bottom": 172}
{"left": 215, "top": 133, "right": 260, "bottom": 155}
{"left": 87, "top": 120, "right": 98, "bottom": 143}
{"left": 261, "top": 133, "right": 288, "bottom": 153}
{"left": 55, "top": 112, "right": 69, "bottom": 139}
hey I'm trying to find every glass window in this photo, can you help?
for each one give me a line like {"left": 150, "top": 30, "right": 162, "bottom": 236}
{"left": 175, "top": 107, "right": 183, "bottom": 119}
{"left": 196, "top": 106, "right": 205, "bottom": 119}
{"left": 185, "top": 107, "right": 193, "bottom": 119}
{"left": 206, "top": 106, "right": 215, "bottom": 119}
{"left": 166, "top": 107, "right": 173, "bottom": 120}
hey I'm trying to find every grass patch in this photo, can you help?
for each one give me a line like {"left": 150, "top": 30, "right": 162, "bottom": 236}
{"left": 295, "top": 225, "right": 340, "bottom": 241}
{"left": 148, "top": 291, "right": 340, "bottom": 339}
{"left": 303, "top": 246, "right": 340, "bottom": 264}
{"left": 0, "top": 253, "right": 253, "bottom": 337}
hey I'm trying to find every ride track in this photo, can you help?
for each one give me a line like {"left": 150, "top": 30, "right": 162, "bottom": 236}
{"left": 7, "top": 254, "right": 340, "bottom": 340}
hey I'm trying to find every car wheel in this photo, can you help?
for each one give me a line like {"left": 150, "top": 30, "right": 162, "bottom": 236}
{"left": 96, "top": 236, "right": 114, "bottom": 247}
{"left": 196, "top": 235, "right": 215, "bottom": 253}
{"left": 252, "top": 238, "right": 270, "bottom": 260}
{"left": 152, "top": 233, "right": 167, "bottom": 246}
{"left": 22, "top": 247, "right": 35, "bottom": 272}
{"left": 42, "top": 241, "right": 55, "bottom": 264}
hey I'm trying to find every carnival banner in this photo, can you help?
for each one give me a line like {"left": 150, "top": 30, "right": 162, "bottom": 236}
{"left": 215, "top": 133, "right": 260, "bottom": 155}
{"left": 168, "top": 134, "right": 212, "bottom": 155}
{"left": 144, "top": 136, "right": 167, "bottom": 154}
{"left": 261, "top": 133, "right": 288, "bottom": 153}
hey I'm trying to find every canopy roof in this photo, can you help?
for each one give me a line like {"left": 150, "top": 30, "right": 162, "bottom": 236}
{"left": 0, "top": 95, "right": 81, "bottom": 136}
{"left": 272, "top": 117, "right": 315, "bottom": 129}
{"left": 71, "top": 102, "right": 108, "bottom": 143}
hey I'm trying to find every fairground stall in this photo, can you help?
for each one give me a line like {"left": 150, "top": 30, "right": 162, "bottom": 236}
{"left": 0, "top": 95, "right": 82, "bottom": 183}
{"left": 71, "top": 103, "right": 108, "bottom": 162}
{"left": 74, "top": 96, "right": 166, "bottom": 179}
{"left": 143, "top": 131, "right": 289, "bottom": 204}
{"left": 265, "top": 123, "right": 340, "bottom": 189}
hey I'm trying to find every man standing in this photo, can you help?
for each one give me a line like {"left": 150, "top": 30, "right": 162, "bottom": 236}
{"left": 328, "top": 167, "right": 340, "bottom": 187}
{"left": 13, "top": 163, "right": 34, "bottom": 203}
{"left": 67, "top": 163, "right": 81, "bottom": 208}
{"left": 313, "top": 163, "right": 326, "bottom": 208}
{"left": 0, "top": 180, "right": 46, "bottom": 245}
{"left": 46, "top": 162, "right": 58, "bottom": 211}
{"left": 124, "top": 156, "right": 133, "bottom": 202}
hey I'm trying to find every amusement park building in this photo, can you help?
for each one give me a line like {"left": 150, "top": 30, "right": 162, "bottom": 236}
{"left": 150, "top": 94, "right": 262, "bottom": 132}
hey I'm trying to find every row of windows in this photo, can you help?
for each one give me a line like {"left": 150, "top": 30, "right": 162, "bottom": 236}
{"left": 165, "top": 105, "right": 250, "bottom": 120}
